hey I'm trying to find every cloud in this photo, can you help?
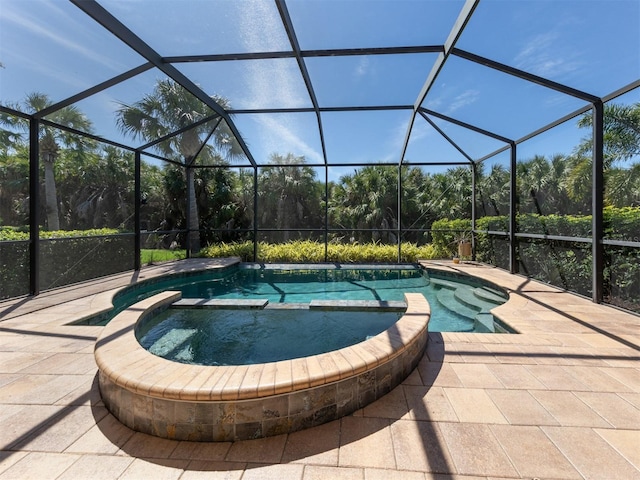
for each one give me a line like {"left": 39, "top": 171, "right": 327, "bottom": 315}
{"left": 355, "top": 57, "right": 371, "bottom": 77}
{"left": 2, "top": 50, "right": 88, "bottom": 93}
{"left": 2, "top": 4, "right": 123, "bottom": 70}
{"left": 231, "top": 0, "right": 315, "bottom": 155}
{"left": 254, "top": 115, "right": 324, "bottom": 164}
{"left": 514, "top": 31, "right": 582, "bottom": 78}
{"left": 424, "top": 86, "right": 479, "bottom": 116}
{"left": 447, "top": 89, "right": 479, "bottom": 114}
{"left": 374, "top": 114, "right": 424, "bottom": 163}
{"left": 234, "top": 1, "right": 310, "bottom": 110}
{"left": 235, "top": 0, "right": 286, "bottom": 52}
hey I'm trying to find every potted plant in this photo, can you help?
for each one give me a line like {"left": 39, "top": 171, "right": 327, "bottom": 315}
{"left": 455, "top": 231, "right": 472, "bottom": 259}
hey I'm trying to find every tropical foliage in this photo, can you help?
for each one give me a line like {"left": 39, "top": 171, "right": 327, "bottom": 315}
{"left": 257, "top": 153, "right": 323, "bottom": 242}
{"left": 1, "top": 82, "right": 639, "bottom": 313}
{"left": 201, "top": 240, "right": 438, "bottom": 264}
{"left": 0, "top": 93, "right": 94, "bottom": 230}
{"left": 115, "top": 79, "right": 242, "bottom": 252}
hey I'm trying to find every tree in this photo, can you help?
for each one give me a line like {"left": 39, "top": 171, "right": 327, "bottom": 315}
{"left": 161, "top": 162, "right": 248, "bottom": 246}
{"left": 0, "top": 93, "right": 94, "bottom": 230}
{"left": 429, "top": 167, "right": 472, "bottom": 220}
{"left": 116, "top": 79, "right": 242, "bottom": 252}
{"left": 517, "top": 154, "right": 571, "bottom": 215}
{"left": 604, "top": 163, "right": 640, "bottom": 207}
{"left": 59, "top": 146, "right": 136, "bottom": 230}
{"left": 330, "top": 165, "right": 399, "bottom": 243}
{"left": 576, "top": 102, "right": 640, "bottom": 164}
{"left": 476, "top": 163, "right": 510, "bottom": 218}
{"left": 398, "top": 167, "right": 433, "bottom": 243}
{"left": 569, "top": 102, "right": 640, "bottom": 209}
{"left": 257, "top": 153, "right": 323, "bottom": 242}
{"left": 0, "top": 143, "right": 29, "bottom": 227}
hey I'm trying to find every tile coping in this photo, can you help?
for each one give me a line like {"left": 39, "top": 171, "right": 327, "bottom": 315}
{"left": 94, "top": 291, "right": 431, "bottom": 403}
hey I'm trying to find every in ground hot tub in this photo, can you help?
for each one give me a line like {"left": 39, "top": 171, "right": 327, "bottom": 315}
{"left": 95, "top": 291, "right": 430, "bottom": 441}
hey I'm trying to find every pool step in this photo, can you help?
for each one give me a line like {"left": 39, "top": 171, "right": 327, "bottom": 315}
{"left": 436, "top": 288, "right": 479, "bottom": 321}
{"left": 434, "top": 281, "right": 508, "bottom": 334}
{"left": 453, "top": 286, "right": 503, "bottom": 313}
{"left": 475, "top": 312, "right": 497, "bottom": 333}
{"left": 473, "top": 286, "right": 508, "bottom": 305}
{"left": 430, "top": 278, "right": 464, "bottom": 290}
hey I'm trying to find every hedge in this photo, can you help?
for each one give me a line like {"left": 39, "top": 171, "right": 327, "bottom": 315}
{"left": 1, "top": 227, "right": 133, "bottom": 299}
{"left": 201, "top": 240, "right": 439, "bottom": 264}
{"left": 435, "top": 207, "right": 640, "bottom": 313}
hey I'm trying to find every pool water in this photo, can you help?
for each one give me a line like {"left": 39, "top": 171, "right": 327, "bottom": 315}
{"left": 87, "top": 264, "right": 509, "bottom": 333}
{"left": 182, "top": 266, "right": 428, "bottom": 303}
{"left": 137, "top": 307, "right": 403, "bottom": 365}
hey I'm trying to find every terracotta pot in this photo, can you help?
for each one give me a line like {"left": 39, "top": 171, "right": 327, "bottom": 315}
{"left": 458, "top": 241, "right": 472, "bottom": 257}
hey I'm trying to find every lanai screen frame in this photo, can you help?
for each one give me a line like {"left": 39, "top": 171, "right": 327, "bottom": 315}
{"left": 1, "top": 0, "right": 639, "bottom": 309}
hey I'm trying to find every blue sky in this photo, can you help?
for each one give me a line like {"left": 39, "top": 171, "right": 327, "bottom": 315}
{"left": 1, "top": 0, "right": 639, "bottom": 176}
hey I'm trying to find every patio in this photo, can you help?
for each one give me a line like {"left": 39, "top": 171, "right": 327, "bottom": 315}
{"left": 0, "top": 259, "right": 638, "bottom": 479}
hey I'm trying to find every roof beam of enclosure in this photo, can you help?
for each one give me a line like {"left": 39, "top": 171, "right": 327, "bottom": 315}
{"left": 38, "top": 116, "right": 184, "bottom": 167}
{"left": 70, "top": 0, "right": 257, "bottom": 167}
{"left": 398, "top": 0, "right": 480, "bottom": 166}
{"left": 417, "top": 111, "right": 474, "bottom": 163}
{"left": 165, "top": 45, "right": 443, "bottom": 63}
{"left": 275, "top": 0, "right": 328, "bottom": 165}
{"left": 186, "top": 119, "right": 224, "bottom": 167}
{"left": 137, "top": 114, "right": 222, "bottom": 151}
{"left": 228, "top": 105, "right": 414, "bottom": 114}
{"left": 476, "top": 103, "right": 597, "bottom": 164}
{"left": 420, "top": 108, "right": 513, "bottom": 145}
{"left": 602, "top": 79, "right": 640, "bottom": 103}
{"left": 37, "top": 117, "right": 146, "bottom": 153}
{"left": 475, "top": 79, "right": 640, "bottom": 165}
{"left": 34, "top": 63, "right": 154, "bottom": 119}
{"left": 452, "top": 49, "right": 600, "bottom": 103}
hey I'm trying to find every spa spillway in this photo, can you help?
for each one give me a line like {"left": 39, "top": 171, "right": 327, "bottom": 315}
{"left": 95, "top": 291, "right": 430, "bottom": 442}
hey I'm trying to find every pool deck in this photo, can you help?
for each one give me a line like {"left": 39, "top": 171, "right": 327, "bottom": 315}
{"left": 0, "top": 258, "right": 639, "bottom": 479}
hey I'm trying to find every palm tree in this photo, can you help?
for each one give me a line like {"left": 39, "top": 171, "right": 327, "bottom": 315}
{"left": 476, "top": 163, "right": 510, "bottom": 218}
{"left": 398, "top": 167, "right": 432, "bottom": 243}
{"left": 0, "top": 143, "right": 29, "bottom": 227}
{"left": 517, "top": 154, "right": 571, "bottom": 215}
{"left": 569, "top": 102, "right": 640, "bottom": 210}
{"left": 577, "top": 102, "right": 640, "bottom": 164}
{"left": 116, "top": 79, "right": 241, "bottom": 252}
{"left": 429, "top": 167, "right": 472, "bottom": 220}
{"left": 0, "top": 93, "right": 94, "bottom": 230}
{"left": 257, "top": 153, "right": 323, "bottom": 242}
{"left": 63, "top": 146, "right": 136, "bottom": 230}
{"left": 331, "top": 165, "right": 399, "bottom": 243}
{"left": 605, "top": 163, "right": 640, "bottom": 207}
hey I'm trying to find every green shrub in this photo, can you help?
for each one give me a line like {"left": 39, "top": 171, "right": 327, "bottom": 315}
{"left": 0, "top": 226, "right": 29, "bottom": 241}
{"left": 1, "top": 228, "right": 131, "bottom": 298}
{"left": 430, "top": 218, "right": 472, "bottom": 258}
{"left": 472, "top": 207, "right": 640, "bottom": 313}
{"left": 259, "top": 240, "right": 325, "bottom": 263}
{"left": 201, "top": 240, "right": 440, "bottom": 263}
{"left": 200, "top": 241, "right": 255, "bottom": 261}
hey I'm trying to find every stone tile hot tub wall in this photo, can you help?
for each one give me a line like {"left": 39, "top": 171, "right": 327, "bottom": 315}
{"left": 95, "top": 291, "right": 430, "bottom": 442}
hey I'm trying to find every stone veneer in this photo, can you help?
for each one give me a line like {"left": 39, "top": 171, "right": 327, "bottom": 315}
{"left": 95, "top": 291, "right": 430, "bottom": 442}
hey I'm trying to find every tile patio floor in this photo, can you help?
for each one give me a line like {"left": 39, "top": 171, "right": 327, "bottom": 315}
{"left": 0, "top": 259, "right": 638, "bottom": 479}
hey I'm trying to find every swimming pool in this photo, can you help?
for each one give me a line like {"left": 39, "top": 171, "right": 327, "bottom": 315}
{"left": 87, "top": 263, "right": 510, "bottom": 333}
{"left": 94, "top": 261, "right": 510, "bottom": 442}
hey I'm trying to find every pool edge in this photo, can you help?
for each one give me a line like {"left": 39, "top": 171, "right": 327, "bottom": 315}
{"left": 95, "top": 291, "right": 430, "bottom": 442}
